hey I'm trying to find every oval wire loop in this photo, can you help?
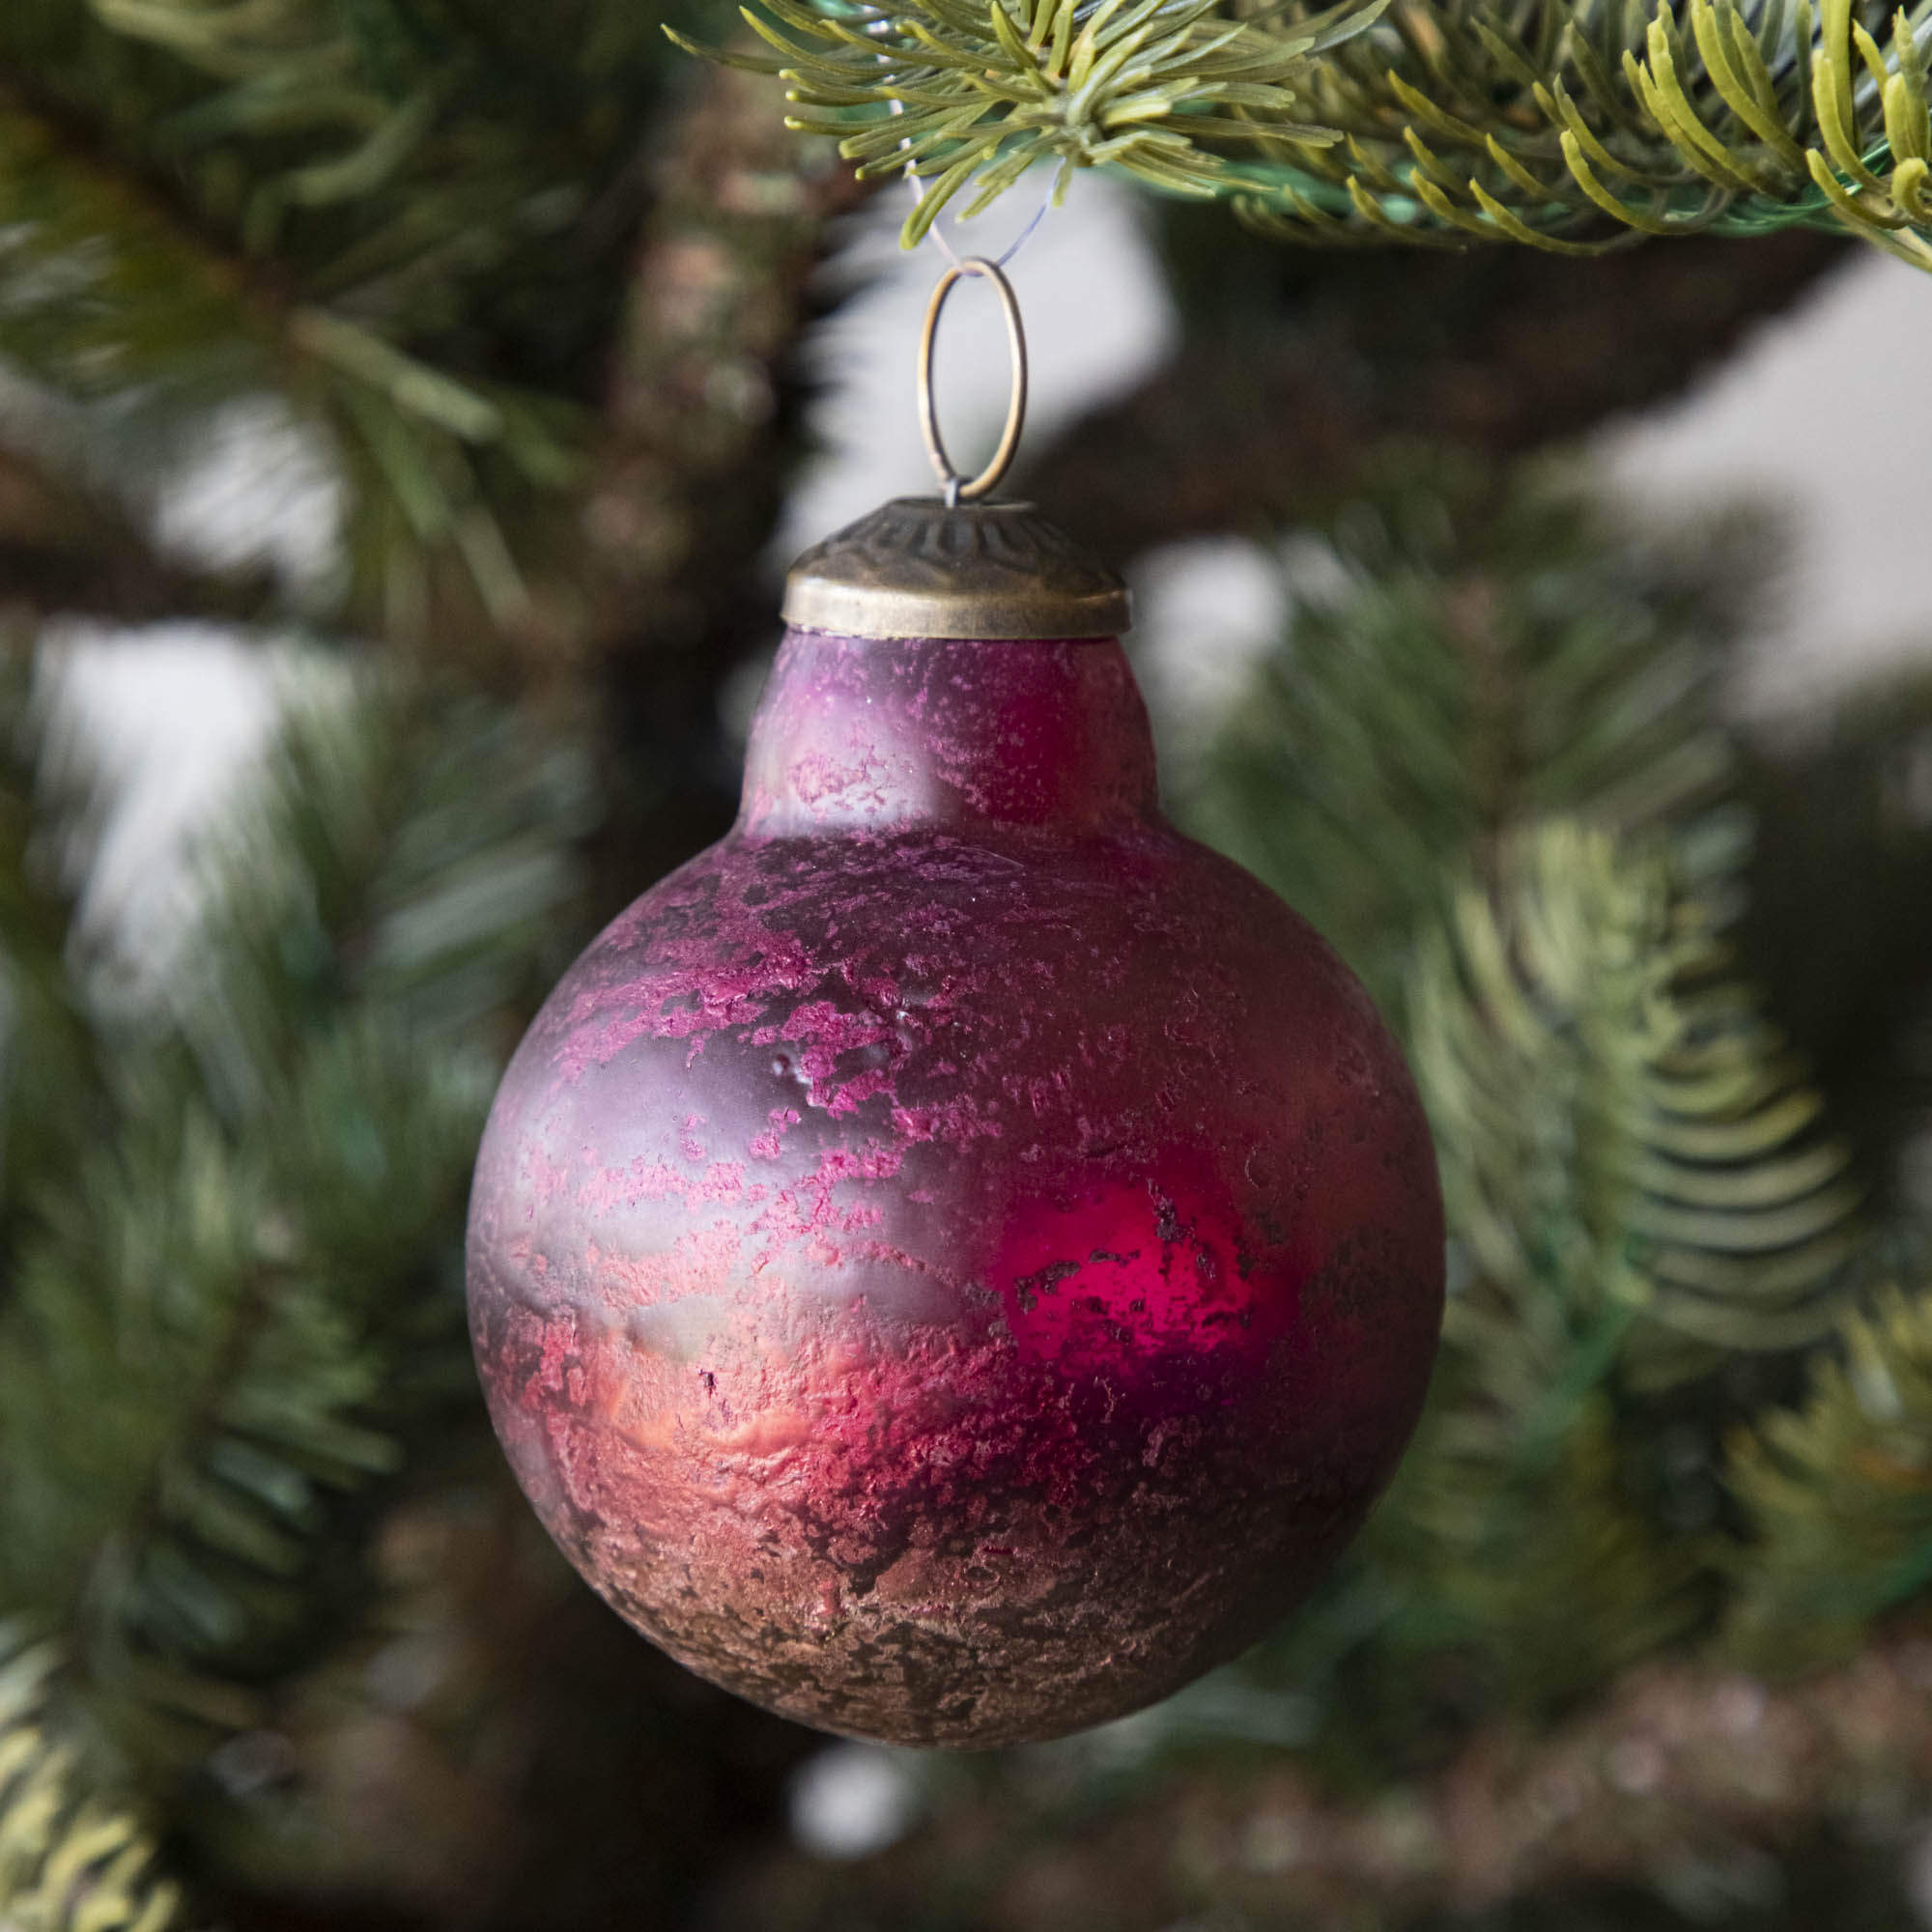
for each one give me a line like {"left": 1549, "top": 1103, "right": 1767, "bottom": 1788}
{"left": 917, "top": 256, "right": 1028, "bottom": 505}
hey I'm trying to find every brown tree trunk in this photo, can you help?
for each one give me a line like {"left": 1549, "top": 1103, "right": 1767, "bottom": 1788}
{"left": 542, "top": 67, "right": 868, "bottom": 895}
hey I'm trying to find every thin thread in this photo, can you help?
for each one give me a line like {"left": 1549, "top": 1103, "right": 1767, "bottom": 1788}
{"left": 887, "top": 96, "right": 1055, "bottom": 269}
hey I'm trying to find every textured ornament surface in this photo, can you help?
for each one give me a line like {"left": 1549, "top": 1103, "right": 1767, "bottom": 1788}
{"left": 467, "top": 624, "right": 1444, "bottom": 1747}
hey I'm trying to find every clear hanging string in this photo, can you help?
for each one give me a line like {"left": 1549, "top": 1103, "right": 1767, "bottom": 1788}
{"left": 886, "top": 98, "right": 1056, "bottom": 270}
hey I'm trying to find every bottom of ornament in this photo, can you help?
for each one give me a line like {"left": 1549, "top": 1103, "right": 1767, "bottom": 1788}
{"left": 477, "top": 1259, "right": 1422, "bottom": 1749}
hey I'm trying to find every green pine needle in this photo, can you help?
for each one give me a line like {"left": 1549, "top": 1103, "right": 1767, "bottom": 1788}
{"left": 1187, "top": 455, "right": 1762, "bottom": 1025}
{"left": 0, "top": 96, "right": 585, "bottom": 641}
{"left": 0, "top": 1632, "right": 182, "bottom": 1932}
{"left": 0, "top": 0, "right": 668, "bottom": 640}
{"left": 0, "top": 662, "right": 594, "bottom": 1772}
{"left": 668, "top": 0, "right": 1388, "bottom": 245}
{"left": 1414, "top": 821, "right": 1859, "bottom": 1368}
{"left": 673, "top": 0, "right": 1932, "bottom": 265}
{"left": 1228, "top": 0, "right": 1932, "bottom": 264}
{"left": 1726, "top": 1280, "right": 1932, "bottom": 1669}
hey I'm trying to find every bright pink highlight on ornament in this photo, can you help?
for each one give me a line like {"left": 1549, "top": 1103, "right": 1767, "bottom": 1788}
{"left": 467, "top": 620, "right": 1443, "bottom": 1748}
{"left": 993, "top": 1163, "right": 1294, "bottom": 1368}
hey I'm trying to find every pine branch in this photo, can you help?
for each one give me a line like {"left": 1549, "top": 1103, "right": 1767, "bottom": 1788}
{"left": 1417, "top": 821, "right": 1857, "bottom": 1367}
{"left": 0, "top": 0, "right": 713, "bottom": 648}
{"left": 0, "top": 666, "right": 595, "bottom": 1772}
{"left": 1235, "top": 0, "right": 1932, "bottom": 265}
{"left": 1724, "top": 1280, "right": 1932, "bottom": 1669}
{"left": 1354, "top": 1389, "right": 1711, "bottom": 1729}
{"left": 166, "top": 670, "right": 594, "bottom": 1091}
{"left": 671, "top": 0, "right": 1386, "bottom": 246}
{"left": 1184, "top": 454, "right": 1759, "bottom": 1020}
{"left": 0, "top": 95, "right": 270, "bottom": 462}
{"left": 0, "top": 88, "right": 581, "bottom": 645}
{"left": 1297, "top": 822, "right": 1852, "bottom": 1747}
{"left": 1734, "top": 664, "right": 1932, "bottom": 1228}
{"left": 0, "top": 1631, "right": 182, "bottom": 1932}
{"left": 2, "top": 3, "right": 868, "bottom": 663}
{"left": 55, "top": 0, "right": 676, "bottom": 327}
{"left": 681, "top": 0, "right": 1932, "bottom": 267}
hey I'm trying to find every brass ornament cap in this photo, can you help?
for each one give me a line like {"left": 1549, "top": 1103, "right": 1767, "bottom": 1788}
{"left": 781, "top": 496, "right": 1131, "bottom": 641}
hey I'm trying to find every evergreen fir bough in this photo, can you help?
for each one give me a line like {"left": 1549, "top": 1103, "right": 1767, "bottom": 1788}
{"left": 1188, "top": 457, "right": 1757, "bottom": 1021}
{"left": 670, "top": 0, "right": 1385, "bottom": 244}
{"left": 1726, "top": 1279, "right": 1932, "bottom": 1667}
{"left": 1413, "top": 821, "right": 1857, "bottom": 1365}
{"left": 0, "top": 656, "right": 593, "bottom": 1784}
{"left": 0, "top": 1633, "right": 181, "bottom": 1932}
{"left": 680, "top": 0, "right": 1932, "bottom": 266}
{"left": 0, "top": 0, "right": 678, "bottom": 639}
{"left": 1236, "top": 0, "right": 1932, "bottom": 264}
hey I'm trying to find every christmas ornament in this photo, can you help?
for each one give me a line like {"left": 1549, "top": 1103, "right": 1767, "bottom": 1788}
{"left": 467, "top": 259, "right": 1444, "bottom": 1747}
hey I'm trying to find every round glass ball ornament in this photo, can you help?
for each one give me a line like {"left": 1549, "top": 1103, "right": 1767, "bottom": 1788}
{"left": 466, "top": 498, "right": 1444, "bottom": 1747}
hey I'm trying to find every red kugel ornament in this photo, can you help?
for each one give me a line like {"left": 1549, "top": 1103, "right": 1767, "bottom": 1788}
{"left": 466, "top": 261, "right": 1444, "bottom": 1747}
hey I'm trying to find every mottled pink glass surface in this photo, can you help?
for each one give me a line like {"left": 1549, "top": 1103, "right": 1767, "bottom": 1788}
{"left": 466, "top": 626, "right": 1444, "bottom": 1747}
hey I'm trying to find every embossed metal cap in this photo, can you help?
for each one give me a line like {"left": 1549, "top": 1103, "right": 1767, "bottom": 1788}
{"left": 781, "top": 497, "right": 1131, "bottom": 641}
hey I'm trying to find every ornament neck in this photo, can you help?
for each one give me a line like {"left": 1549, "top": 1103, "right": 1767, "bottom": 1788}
{"left": 738, "top": 628, "right": 1160, "bottom": 838}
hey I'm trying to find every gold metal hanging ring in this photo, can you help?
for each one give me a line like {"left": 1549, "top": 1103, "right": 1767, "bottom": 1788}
{"left": 918, "top": 256, "right": 1028, "bottom": 505}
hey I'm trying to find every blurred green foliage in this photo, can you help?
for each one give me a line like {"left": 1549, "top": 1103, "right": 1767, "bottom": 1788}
{"left": 3, "top": 2, "right": 1932, "bottom": 1930}
{"left": 0, "top": 1632, "right": 182, "bottom": 1932}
